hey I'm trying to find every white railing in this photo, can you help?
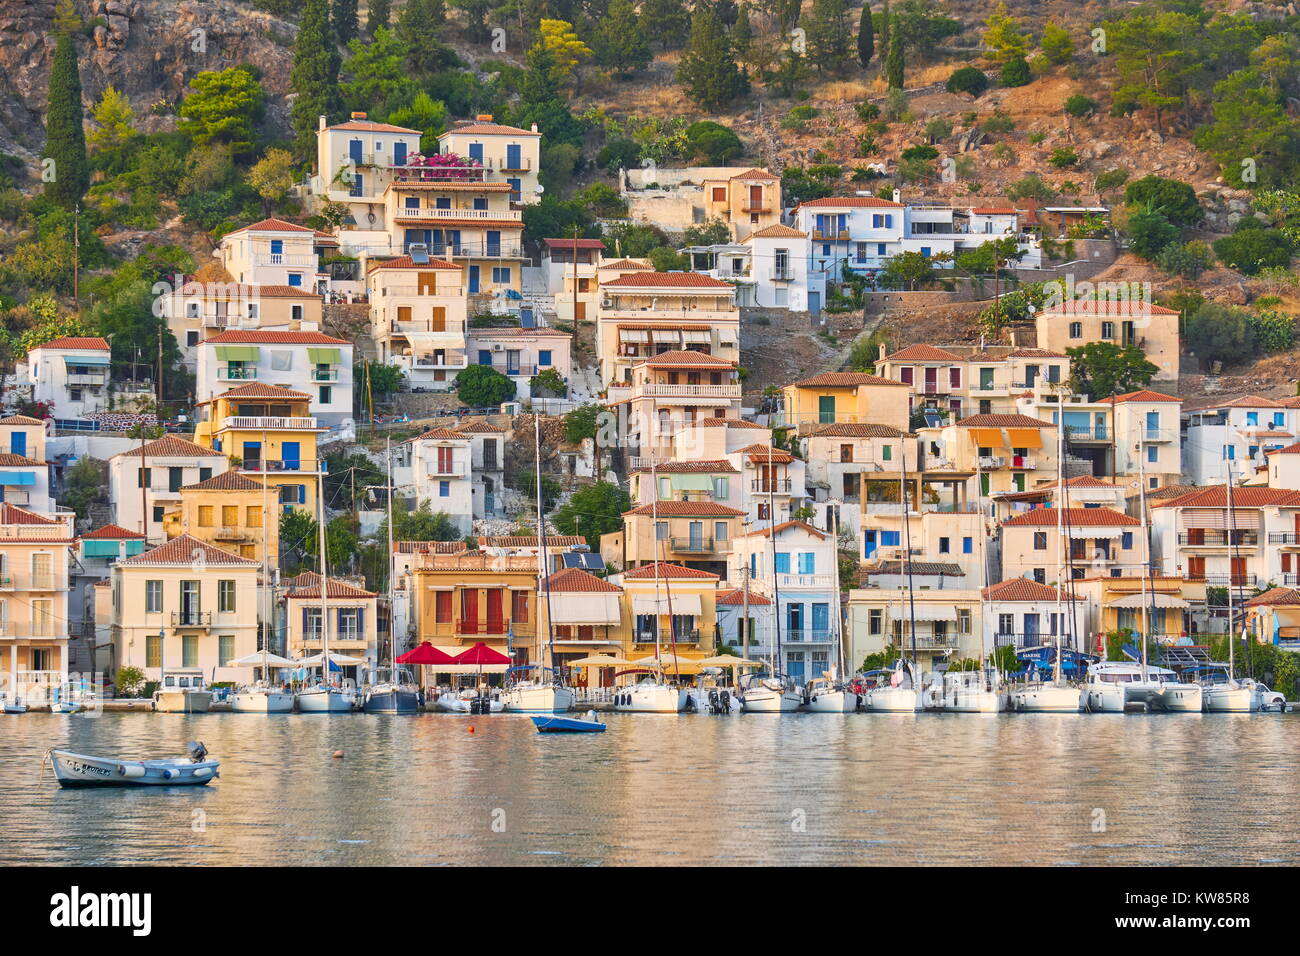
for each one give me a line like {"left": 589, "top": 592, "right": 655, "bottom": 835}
{"left": 67, "top": 373, "right": 107, "bottom": 386}
{"left": 425, "top": 463, "right": 466, "bottom": 477}
{"left": 217, "top": 368, "right": 258, "bottom": 381}
{"left": 776, "top": 573, "right": 837, "bottom": 590}
{"left": 394, "top": 207, "right": 522, "bottom": 222}
{"left": 254, "top": 254, "right": 318, "bottom": 267}
{"left": 638, "top": 383, "right": 741, "bottom": 399}
{"left": 225, "top": 416, "right": 318, "bottom": 430}
{"left": 378, "top": 286, "right": 466, "bottom": 298}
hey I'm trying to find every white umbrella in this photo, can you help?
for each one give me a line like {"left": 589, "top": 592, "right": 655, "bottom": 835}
{"left": 227, "top": 652, "right": 297, "bottom": 667}
{"left": 295, "top": 652, "right": 368, "bottom": 667}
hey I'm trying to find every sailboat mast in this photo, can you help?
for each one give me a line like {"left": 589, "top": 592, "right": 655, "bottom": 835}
{"left": 828, "top": 506, "right": 844, "bottom": 682}
{"left": 534, "top": 413, "right": 558, "bottom": 686}
{"left": 385, "top": 438, "right": 395, "bottom": 676}
{"left": 767, "top": 443, "right": 783, "bottom": 674}
{"left": 1136, "top": 429, "right": 1152, "bottom": 680}
{"left": 1054, "top": 418, "right": 1064, "bottom": 685}
{"left": 650, "top": 458, "right": 663, "bottom": 674}
{"left": 975, "top": 452, "right": 990, "bottom": 687}
{"left": 315, "top": 471, "right": 330, "bottom": 686}
{"left": 1224, "top": 458, "right": 1238, "bottom": 682}
{"left": 900, "top": 441, "right": 918, "bottom": 673}
{"left": 261, "top": 425, "right": 271, "bottom": 678}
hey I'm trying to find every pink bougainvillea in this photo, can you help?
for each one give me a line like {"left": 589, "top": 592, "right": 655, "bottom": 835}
{"left": 400, "top": 152, "right": 483, "bottom": 181}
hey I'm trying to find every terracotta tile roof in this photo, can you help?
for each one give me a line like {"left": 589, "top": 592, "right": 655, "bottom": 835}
{"left": 1250, "top": 430, "right": 1293, "bottom": 439}
{"left": 736, "top": 443, "right": 796, "bottom": 463}
{"left": 80, "top": 524, "right": 146, "bottom": 540}
{"left": 1038, "top": 301, "right": 1179, "bottom": 316}
{"left": 479, "top": 535, "right": 586, "bottom": 548}
{"left": 406, "top": 427, "right": 466, "bottom": 441}
{"left": 393, "top": 214, "right": 521, "bottom": 228}
{"left": 971, "top": 207, "right": 1016, "bottom": 215}
{"left": 1245, "top": 586, "right": 1300, "bottom": 607}
{"left": 623, "top": 500, "right": 746, "bottom": 517}
{"left": 883, "top": 344, "right": 964, "bottom": 362}
{"left": 747, "top": 224, "right": 806, "bottom": 239}
{"left": 182, "top": 471, "right": 263, "bottom": 492}
{"left": 808, "top": 423, "right": 909, "bottom": 438}
{"left": 366, "top": 255, "right": 459, "bottom": 271}
{"left": 325, "top": 119, "right": 420, "bottom": 134}
{"left": 862, "top": 561, "right": 964, "bottom": 578}
{"left": 454, "top": 420, "right": 506, "bottom": 434}
{"left": 1151, "top": 486, "right": 1300, "bottom": 509}
{"left": 1005, "top": 348, "right": 1067, "bottom": 358}
{"left": 982, "top": 578, "right": 1077, "bottom": 601}
{"left": 119, "top": 533, "right": 259, "bottom": 567}
{"left": 177, "top": 281, "right": 320, "bottom": 298}
{"left": 205, "top": 330, "right": 351, "bottom": 345}
{"left": 543, "top": 238, "right": 606, "bottom": 250}
{"left": 728, "top": 168, "right": 778, "bottom": 181}
{"left": 955, "top": 413, "right": 1056, "bottom": 429}
{"left": 599, "top": 259, "right": 654, "bottom": 271}
{"left": 622, "top": 561, "right": 720, "bottom": 580}
{"left": 1140, "top": 483, "right": 1200, "bottom": 498}
{"left": 0, "top": 502, "right": 60, "bottom": 525}
{"left": 468, "top": 327, "right": 571, "bottom": 338}
{"left": 115, "top": 435, "right": 223, "bottom": 459}
{"left": 697, "top": 417, "right": 766, "bottom": 428}
{"left": 0, "top": 415, "right": 46, "bottom": 425}
{"left": 542, "top": 567, "right": 621, "bottom": 592}
{"left": 1186, "top": 394, "right": 1284, "bottom": 411}
{"left": 0, "top": 453, "right": 42, "bottom": 466}
{"left": 792, "top": 371, "right": 909, "bottom": 388}
{"left": 1268, "top": 442, "right": 1300, "bottom": 455}
{"left": 1277, "top": 397, "right": 1300, "bottom": 408}
{"left": 33, "top": 336, "right": 110, "bottom": 351}
{"left": 796, "top": 196, "right": 902, "bottom": 209}
{"left": 204, "top": 382, "right": 313, "bottom": 402}
{"left": 740, "top": 519, "right": 827, "bottom": 539}
{"left": 717, "top": 587, "right": 773, "bottom": 605}
{"left": 630, "top": 460, "right": 738, "bottom": 473}
{"left": 637, "top": 349, "right": 736, "bottom": 367}
{"left": 227, "top": 217, "right": 315, "bottom": 235}
{"left": 441, "top": 121, "right": 539, "bottom": 136}
{"left": 1002, "top": 507, "right": 1139, "bottom": 527}
{"left": 1103, "top": 389, "right": 1183, "bottom": 404}
{"left": 284, "top": 570, "right": 377, "bottom": 599}
{"left": 393, "top": 540, "right": 471, "bottom": 554}
{"left": 600, "top": 271, "right": 734, "bottom": 289}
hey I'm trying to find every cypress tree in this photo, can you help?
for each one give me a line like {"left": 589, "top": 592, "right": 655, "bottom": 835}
{"left": 333, "top": 0, "right": 359, "bottom": 45}
{"left": 367, "top": 0, "right": 391, "bottom": 35}
{"left": 44, "top": 30, "right": 89, "bottom": 210}
{"left": 677, "top": 5, "right": 749, "bottom": 110}
{"left": 398, "top": 0, "right": 456, "bottom": 76}
{"left": 290, "top": 0, "right": 343, "bottom": 159}
{"left": 878, "top": 0, "right": 890, "bottom": 58}
{"left": 885, "top": 17, "right": 904, "bottom": 89}
{"left": 857, "top": 3, "right": 874, "bottom": 69}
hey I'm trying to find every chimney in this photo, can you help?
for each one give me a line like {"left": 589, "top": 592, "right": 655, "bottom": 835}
{"left": 351, "top": 111, "right": 367, "bottom": 121}
{"left": 878, "top": 343, "right": 886, "bottom": 361}
{"left": 531, "top": 122, "right": 539, "bottom": 133}
{"left": 1009, "top": 330, "right": 1018, "bottom": 347}
{"left": 318, "top": 115, "right": 327, "bottom": 131}
{"left": 476, "top": 114, "right": 494, "bottom": 122}
{"left": 892, "top": 188, "right": 901, "bottom": 204}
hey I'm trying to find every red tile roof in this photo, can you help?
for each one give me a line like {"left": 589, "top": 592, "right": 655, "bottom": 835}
{"left": 623, "top": 501, "right": 746, "bottom": 517}
{"left": 206, "top": 382, "right": 312, "bottom": 402}
{"left": 366, "top": 255, "right": 459, "bottom": 271}
{"left": 955, "top": 413, "right": 1056, "bottom": 429}
{"left": 543, "top": 567, "right": 621, "bottom": 593}
{"left": 697, "top": 418, "right": 766, "bottom": 429}
{"left": 119, "top": 533, "right": 260, "bottom": 567}
{"left": 0, "top": 415, "right": 46, "bottom": 426}
{"left": 80, "top": 524, "right": 146, "bottom": 540}
{"left": 1006, "top": 348, "right": 1067, "bottom": 358}
{"left": 479, "top": 536, "right": 586, "bottom": 548}
{"left": 441, "top": 121, "right": 539, "bottom": 136}
{"left": 177, "top": 281, "right": 320, "bottom": 298}
{"left": 982, "top": 578, "right": 1076, "bottom": 601}
{"left": 325, "top": 119, "right": 420, "bottom": 134}
{"left": 792, "top": 371, "right": 909, "bottom": 388}
{"left": 0, "top": 502, "right": 60, "bottom": 526}
{"left": 1269, "top": 442, "right": 1300, "bottom": 456}
{"left": 1151, "top": 486, "right": 1300, "bottom": 508}
{"left": 1245, "top": 587, "right": 1300, "bottom": 607}
{"left": 807, "top": 423, "right": 909, "bottom": 438}
{"left": 454, "top": 420, "right": 506, "bottom": 434}
{"left": 1104, "top": 389, "right": 1183, "bottom": 405}
{"left": 795, "top": 196, "right": 902, "bottom": 209}
{"left": 736, "top": 443, "right": 796, "bottom": 463}
{"left": 182, "top": 471, "right": 263, "bottom": 492}
{"left": 227, "top": 217, "right": 315, "bottom": 235}
{"left": 600, "top": 271, "right": 734, "bottom": 289}
{"left": 599, "top": 259, "right": 654, "bottom": 271}
{"left": 406, "top": 427, "right": 466, "bottom": 441}
{"left": 630, "top": 460, "right": 738, "bottom": 473}
{"left": 740, "top": 520, "right": 827, "bottom": 539}
{"left": 205, "top": 330, "right": 351, "bottom": 345}
{"left": 284, "top": 570, "right": 377, "bottom": 599}
{"left": 717, "top": 587, "right": 773, "bottom": 605}
{"left": 883, "top": 344, "right": 964, "bottom": 362}
{"left": 0, "top": 453, "right": 42, "bottom": 466}
{"left": 33, "top": 336, "right": 110, "bottom": 351}
{"left": 115, "top": 435, "right": 224, "bottom": 459}
{"left": 728, "top": 168, "right": 779, "bottom": 181}
{"left": 1002, "top": 507, "right": 1139, "bottom": 527}
{"left": 622, "top": 562, "right": 720, "bottom": 580}
{"left": 971, "top": 207, "right": 1017, "bottom": 215}
{"left": 747, "top": 224, "right": 806, "bottom": 239}
{"left": 1038, "top": 301, "right": 1178, "bottom": 315}
{"left": 543, "top": 238, "right": 607, "bottom": 250}
{"left": 637, "top": 349, "right": 736, "bottom": 367}
{"left": 1186, "top": 394, "right": 1283, "bottom": 410}
{"left": 393, "top": 540, "right": 471, "bottom": 554}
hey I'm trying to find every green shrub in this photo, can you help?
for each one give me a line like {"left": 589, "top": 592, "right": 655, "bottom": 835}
{"left": 1064, "top": 94, "right": 1097, "bottom": 117}
{"left": 1000, "top": 56, "right": 1031, "bottom": 87}
{"left": 454, "top": 364, "right": 516, "bottom": 407}
{"left": 946, "top": 66, "right": 988, "bottom": 97}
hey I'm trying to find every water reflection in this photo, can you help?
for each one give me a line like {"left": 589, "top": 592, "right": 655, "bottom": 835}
{"left": 3, "top": 712, "right": 1296, "bottom": 865}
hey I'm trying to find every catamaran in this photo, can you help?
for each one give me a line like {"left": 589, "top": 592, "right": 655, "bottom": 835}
{"left": 804, "top": 508, "right": 856, "bottom": 712}
{"left": 1203, "top": 461, "right": 1258, "bottom": 713}
{"left": 296, "top": 472, "right": 354, "bottom": 712}
{"left": 863, "top": 451, "right": 922, "bottom": 712}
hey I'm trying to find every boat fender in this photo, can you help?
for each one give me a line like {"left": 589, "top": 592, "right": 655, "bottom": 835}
{"left": 118, "top": 764, "right": 147, "bottom": 779}
{"left": 162, "top": 768, "right": 178, "bottom": 779}
{"left": 192, "top": 766, "right": 213, "bottom": 778}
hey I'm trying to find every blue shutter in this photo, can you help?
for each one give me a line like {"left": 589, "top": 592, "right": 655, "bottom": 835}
{"left": 774, "top": 552, "right": 791, "bottom": 574}
{"left": 393, "top": 141, "right": 407, "bottom": 165}
{"left": 798, "top": 552, "right": 815, "bottom": 574}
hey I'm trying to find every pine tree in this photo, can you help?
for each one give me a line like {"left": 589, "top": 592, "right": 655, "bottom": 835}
{"left": 642, "top": 0, "right": 692, "bottom": 50}
{"left": 333, "top": 0, "right": 359, "bottom": 45}
{"left": 857, "top": 3, "right": 874, "bottom": 69}
{"left": 290, "top": 0, "right": 343, "bottom": 159}
{"left": 877, "top": 0, "right": 890, "bottom": 56}
{"left": 732, "top": 4, "right": 754, "bottom": 62}
{"left": 806, "top": 0, "right": 851, "bottom": 75}
{"left": 677, "top": 5, "right": 749, "bottom": 110}
{"left": 592, "top": 0, "right": 651, "bottom": 76}
{"left": 44, "top": 30, "right": 88, "bottom": 210}
{"left": 367, "top": 0, "right": 391, "bottom": 35}
{"left": 397, "top": 0, "right": 456, "bottom": 76}
{"left": 885, "top": 16, "right": 904, "bottom": 89}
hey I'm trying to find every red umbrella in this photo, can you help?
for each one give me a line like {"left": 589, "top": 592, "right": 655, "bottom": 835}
{"left": 453, "top": 642, "right": 513, "bottom": 666}
{"left": 397, "top": 642, "right": 458, "bottom": 666}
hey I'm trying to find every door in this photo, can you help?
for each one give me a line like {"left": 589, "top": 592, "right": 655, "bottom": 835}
{"left": 281, "top": 442, "right": 300, "bottom": 471}
{"left": 242, "top": 441, "right": 261, "bottom": 469}
{"left": 180, "top": 581, "right": 199, "bottom": 626}
{"left": 818, "top": 394, "right": 835, "bottom": 424}
{"left": 461, "top": 589, "right": 479, "bottom": 632}
{"left": 688, "top": 520, "right": 704, "bottom": 551}
{"left": 349, "top": 139, "right": 363, "bottom": 166}
{"left": 397, "top": 305, "right": 412, "bottom": 326}
{"left": 486, "top": 231, "right": 501, "bottom": 256}
{"left": 1188, "top": 556, "right": 1205, "bottom": 580}
{"left": 505, "top": 144, "right": 521, "bottom": 169}
{"left": 468, "top": 266, "right": 480, "bottom": 293}
{"left": 1024, "top": 614, "right": 1039, "bottom": 645}
{"left": 10, "top": 432, "right": 25, "bottom": 457}
{"left": 924, "top": 367, "right": 938, "bottom": 392}
{"left": 486, "top": 589, "right": 504, "bottom": 634}
{"left": 787, "top": 604, "right": 803, "bottom": 641}
{"left": 1230, "top": 557, "right": 1247, "bottom": 587}
{"left": 393, "top": 141, "right": 407, "bottom": 165}
{"left": 811, "top": 603, "right": 829, "bottom": 641}
{"left": 808, "top": 291, "right": 820, "bottom": 316}
{"left": 505, "top": 350, "right": 521, "bottom": 375}
{"left": 749, "top": 184, "right": 762, "bottom": 210}
{"left": 431, "top": 307, "right": 446, "bottom": 332}
{"left": 574, "top": 301, "right": 586, "bottom": 321}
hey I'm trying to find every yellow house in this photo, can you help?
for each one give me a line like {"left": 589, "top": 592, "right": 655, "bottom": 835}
{"left": 615, "top": 350, "right": 744, "bottom": 458}
{"left": 781, "top": 372, "right": 912, "bottom": 434}
{"left": 366, "top": 254, "right": 467, "bottom": 385}
{"left": 282, "top": 571, "right": 379, "bottom": 673}
{"left": 1072, "top": 574, "right": 1206, "bottom": 655}
{"left": 437, "top": 116, "right": 542, "bottom": 205}
{"left": 536, "top": 567, "right": 627, "bottom": 685}
{"left": 846, "top": 586, "right": 982, "bottom": 674}
{"left": 618, "top": 500, "right": 746, "bottom": 577}
{"left": 618, "top": 561, "right": 720, "bottom": 661}
{"left": 411, "top": 550, "right": 538, "bottom": 671}
{"left": 0, "top": 503, "right": 75, "bottom": 703}
{"left": 700, "top": 168, "right": 783, "bottom": 240}
{"left": 192, "top": 381, "right": 326, "bottom": 515}
{"left": 1036, "top": 301, "right": 1181, "bottom": 383}
{"left": 920, "top": 412, "right": 1059, "bottom": 497}
{"left": 1000, "top": 507, "right": 1143, "bottom": 582}
{"left": 162, "top": 470, "right": 278, "bottom": 565}
{"left": 162, "top": 281, "right": 324, "bottom": 373}
{"left": 108, "top": 534, "right": 261, "bottom": 686}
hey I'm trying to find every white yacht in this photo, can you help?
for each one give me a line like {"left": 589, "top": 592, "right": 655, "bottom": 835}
{"left": 862, "top": 662, "right": 922, "bottom": 713}
{"left": 1147, "top": 679, "right": 1204, "bottom": 713}
{"left": 613, "top": 678, "right": 688, "bottom": 713}
{"left": 940, "top": 669, "right": 1004, "bottom": 713}
{"left": 739, "top": 674, "right": 803, "bottom": 712}
{"left": 436, "top": 686, "right": 505, "bottom": 713}
{"left": 804, "top": 676, "right": 857, "bottom": 712}
{"left": 230, "top": 681, "right": 294, "bottom": 713}
{"left": 1081, "top": 661, "right": 1178, "bottom": 713}
{"left": 297, "top": 680, "right": 357, "bottom": 713}
{"left": 1010, "top": 674, "right": 1080, "bottom": 713}
{"left": 501, "top": 682, "right": 575, "bottom": 714}
{"left": 153, "top": 674, "right": 213, "bottom": 714}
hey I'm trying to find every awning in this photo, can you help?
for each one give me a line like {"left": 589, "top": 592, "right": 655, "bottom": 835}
{"left": 681, "top": 330, "right": 712, "bottom": 344}
{"left": 0, "top": 471, "right": 35, "bottom": 486}
{"left": 1107, "top": 593, "right": 1190, "bottom": 609}
{"left": 1007, "top": 428, "right": 1042, "bottom": 448}
{"left": 215, "top": 346, "right": 261, "bottom": 361}
{"left": 63, "top": 355, "right": 110, "bottom": 367}
{"left": 651, "top": 330, "right": 681, "bottom": 343}
{"left": 970, "top": 428, "right": 1005, "bottom": 447}
{"left": 307, "top": 347, "right": 341, "bottom": 364}
{"left": 619, "top": 329, "right": 649, "bottom": 343}
{"left": 632, "top": 593, "right": 703, "bottom": 615}
{"left": 1074, "top": 527, "right": 1123, "bottom": 538}
{"left": 670, "top": 474, "right": 714, "bottom": 491}
{"left": 905, "top": 605, "right": 958, "bottom": 621}
{"left": 547, "top": 592, "right": 621, "bottom": 625}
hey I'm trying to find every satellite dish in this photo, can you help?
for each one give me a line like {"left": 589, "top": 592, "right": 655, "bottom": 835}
{"left": 535, "top": 184, "right": 545, "bottom": 194}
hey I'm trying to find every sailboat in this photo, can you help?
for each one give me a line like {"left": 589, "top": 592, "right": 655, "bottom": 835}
{"left": 805, "top": 508, "right": 857, "bottom": 712}
{"left": 1202, "top": 461, "right": 1258, "bottom": 713}
{"left": 863, "top": 451, "right": 922, "bottom": 712}
{"left": 363, "top": 438, "right": 421, "bottom": 714}
{"left": 502, "top": 414, "right": 575, "bottom": 714}
{"left": 942, "top": 453, "right": 1003, "bottom": 712}
{"left": 1010, "top": 421, "right": 1081, "bottom": 713}
{"left": 296, "top": 476, "right": 356, "bottom": 712}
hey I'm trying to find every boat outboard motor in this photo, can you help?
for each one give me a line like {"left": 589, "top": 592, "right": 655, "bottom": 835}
{"left": 186, "top": 741, "right": 208, "bottom": 763}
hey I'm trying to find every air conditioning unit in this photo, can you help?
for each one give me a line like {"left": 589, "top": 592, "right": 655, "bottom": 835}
{"left": 492, "top": 343, "right": 504, "bottom": 352}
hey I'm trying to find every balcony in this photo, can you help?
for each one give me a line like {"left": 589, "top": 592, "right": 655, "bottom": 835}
{"left": 225, "top": 416, "right": 319, "bottom": 430}
{"left": 213, "top": 527, "right": 251, "bottom": 542}
{"left": 812, "top": 229, "right": 849, "bottom": 241}
{"left": 499, "top": 157, "right": 532, "bottom": 172}
{"left": 634, "top": 629, "right": 700, "bottom": 644}
{"left": 978, "top": 456, "right": 1005, "bottom": 469}
{"left": 771, "top": 267, "right": 795, "bottom": 281}
{"left": 668, "top": 536, "right": 716, "bottom": 554}
{"left": 302, "top": 628, "right": 366, "bottom": 644}
{"left": 752, "top": 479, "right": 794, "bottom": 493}
{"left": 409, "top": 350, "right": 468, "bottom": 369}
{"left": 237, "top": 458, "right": 323, "bottom": 474}
{"left": 393, "top": 207, "right": 523, "bottom": 223}
{"left": 741, "top": 201, "right": 770, "bottom": 213}
{"left": 776, "top": 573, "right": 837, "bottom": 590}
{"left": 889, "top": 632, "right": 961, "bottom": 650}
{"left": 426, "top": 462, "right": 466, "bottom": 478}
{"left": 378, "top": 286, "right": 466, "bottom": 299}
{"left": 218, "top": 367, "right": 258, "bottom": 381}
{"left": 784, "top": 628, "right": 834, "bottom": 643}
{"left": 1008, "top": 457, "right": 1035, "bottom": 469}
{"left": 311, "top": 369, "right": 340, "bottom": 382}
{"left": 638, "top": 383, "right": 742, "bottom": 400}
{"left": 391, "top": 167, "right": 491, "bottom": 184}
{"left": 1184, "top": 573, "right": 1257, "bottom": 588}
{"left": 1268, "top": 533, "right": 1300, "bottom": 546}
{"left": 254, "top": 253, "right": 318, "bottom": 267}
{"left": 67, "top": 372, "right": 108, "bottom": 387}
{"left": 1177, "top": 531, "right": 1259, "bottom": 547}
{"left": 171, "top": 611, "right": 212, "bottom": 627}
{"left": 0, "top": 574, "right": 63, "bottom": 591}
{"left": 1065, "top": 426, "right": 1110, "bottom": 442}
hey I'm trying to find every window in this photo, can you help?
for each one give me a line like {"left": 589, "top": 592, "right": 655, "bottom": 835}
{"left": 713, "top": 477, "right": 729, "bottom": 499}
{"left": 1121, "top": 532, "right": 1134, "bottom": 550}
{"left": 512, "top": 590, "right": 528, "bottom": 622}
{"left": 182, "top": 635, "right": 198, "bottom": 668}
{"left": 69, "top": 388, "right": 82, "bottom": 402}
{"left": 1032, "top": 568, "right": 1045, "bottom": 583}
{"left": 145, "top": 580, "right": 162, "bottom": 614}
{"left": 138, "top": 467, "right": 152, "bottom": 489}
{"left": 435, "top": 590, "right": 453, "bottom": 622}
{"left": 491, "top": 266, "right": 512, "bottom": 284}
{"left": 798, "top": 552, "right": 815, "bottom": 574}
{"left": 998, "top": 613, "right": 1014, "bottom": 635}
{"left": 538, "top": 350, "right": 552, "bottom": 367}
{"left": 291, "top": 304, "right": 303, "bottom": 321}
{"left": 198, "top": 505, "right": 214, "bottom": 527}
{"left": 186, "top": 330, "right": 199, "bottom": 347}
{"left": 320, "top": 385, "right": 332, "bottom": 404}
{"left": 656, "top": 521, "right": 668, "bottom": 540}
{"left": 868, "top": 609, "right": 882, "bottom": 635}
{"left": 218, "top": 580, "right": 236, "bottom": 613}
{"left": 963, "top": 537, "right": 973, "bottom": 554}
{"left": 938, "top": 537, "right": 951, "bottom": 553}
{"left": 957, "top": 609, "right": 971, "bottom": 633}
{"left": 1101, "top": 321, "right": 1115, "bottom": 339}
{"left": 774, "top": 552, "right": 791, "bottom": 574}
{"left": 715, "top": 521, "right": 729, "bottom": 542}
{"left": 1068, "top": 322, "right": 1082, "bottom": 338}
{"left": 219, "top": 635, "right": 235, "bottom": 666}
{"left": 152, "top": 506, "right": 164, "bottom": 523}
{"left": 881, "top": 444, "right": 892, "bottom": 461}
{"left": 439, "top": 480, "right": 450, "bottom": 497}
{"left": 1246, "top": 412, "right": 1259, "bottom": 426}
{"left": 1147, "top": 444, "right": 1158, "bottom": 463}
{"left": 1033, "top": 532, "right": 1048, "bottom": 550}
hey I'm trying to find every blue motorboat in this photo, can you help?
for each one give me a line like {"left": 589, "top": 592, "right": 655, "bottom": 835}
{"left": 531, "top": 713, "right": 606, "bottom": 733}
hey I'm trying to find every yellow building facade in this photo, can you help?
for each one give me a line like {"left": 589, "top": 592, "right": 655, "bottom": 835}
{"left": 0, "top": 504, "right": 75, "bottom": 702}
{"left": 162, "top": 470, "right": 278, "bottom": 565}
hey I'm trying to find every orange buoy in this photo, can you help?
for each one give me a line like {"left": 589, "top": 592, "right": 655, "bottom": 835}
{"left": 332, "top": 750, "right": 345, "bottom": 759}
{"left": 468, "top": 725, "right": 475, "bottom": 733}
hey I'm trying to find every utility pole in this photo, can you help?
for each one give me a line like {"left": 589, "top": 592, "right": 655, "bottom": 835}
{"left": 73, "top": 204, "right": 80, "bottom": 313}
{"left": 570, "top": 224, "right": 580, "bottom": 356}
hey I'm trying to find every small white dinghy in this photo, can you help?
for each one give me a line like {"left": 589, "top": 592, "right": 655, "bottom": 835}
{"left": 47, "top": 741, "right": 219, "bottom": 788}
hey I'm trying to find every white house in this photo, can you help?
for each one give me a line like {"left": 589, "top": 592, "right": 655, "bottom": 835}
{"left": 437, "top": 116, "right": 542, "bottom": 206}
{"left": 724, "top": 442, "right": 809, "bottom": 530}
{"left": 21, "top": 336, "right": 112, "bottom": 420}
{"left": 216, "top": 218, "right": 337, "bottom": 293}
{"left": 367, "top": 254, "right": 467, "bottom": 390}
{"left": 981, "top": 577, "right": 1081, "bottom": 652}
{"left": 1183, "top": 395, "right": 1295, "bottom": 486}
{"left": 395, "top": 428, "right": 474, "bottom": 534}
{"left": 0, "top": 414, "right": 52, "bottom": 512}
{"left": 108, "top": 435, "right": 229, "bottom": 543}
{"left": 744, "top": 224, "right": 813, "bottom": 312}
{"left": 464, "top": 327, "right": 573, "bottom": 401}
{"left": 195, "top": 330, "right": 354, "bottom": 426}
{"left": 454, "top": 420, "right": 506, "bottom": 521}
{"left": 540, "top": 238, "right": 605, "bottom": 324}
